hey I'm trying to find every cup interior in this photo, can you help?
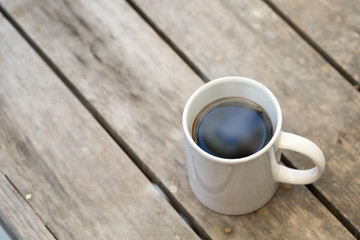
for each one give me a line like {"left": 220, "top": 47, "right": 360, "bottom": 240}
{"left": 183, "top": 76, "right": 282, "bottom": 161}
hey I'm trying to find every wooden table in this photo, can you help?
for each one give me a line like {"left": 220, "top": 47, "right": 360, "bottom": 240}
{"left": 0, "top": 0, "right": 359, "bottom": 239}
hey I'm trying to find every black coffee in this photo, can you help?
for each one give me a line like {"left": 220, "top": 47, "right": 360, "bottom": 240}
{"left": 192, "top": 97, "right": 273, "bottom": 159}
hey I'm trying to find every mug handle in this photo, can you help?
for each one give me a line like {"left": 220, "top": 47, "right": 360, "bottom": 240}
{"left": 272, "top": 131, "right": 326, "bottom": 185}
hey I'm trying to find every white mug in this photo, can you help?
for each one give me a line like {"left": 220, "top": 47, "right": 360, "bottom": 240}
{"left": 182, "top": 76, "right": 325, "bottom": 215}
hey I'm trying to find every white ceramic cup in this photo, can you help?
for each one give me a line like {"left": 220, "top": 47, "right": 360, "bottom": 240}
{"left": 182, "top": 76, "right": 325, "bottom": 215}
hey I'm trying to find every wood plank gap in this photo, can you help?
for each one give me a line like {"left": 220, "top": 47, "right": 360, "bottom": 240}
{"left": 44, "top": 225, "right": 58, "bottom": 240}
{"left": 262, "top": 0, "right": 360, "bottom": 92}
{"left": 2, "top": 174, "right": 57, "bottom": 240}
{"left": 3, "top": 175, "right": 40, "bottom": 221}
{"left": 125, "top": 0, "right": 210, "bottom": 83}
{"left": 0, "top": 4, "right": 211, "bottom": 240}
{"left": 281, "top": 155, "right": 359, "bottom": 239}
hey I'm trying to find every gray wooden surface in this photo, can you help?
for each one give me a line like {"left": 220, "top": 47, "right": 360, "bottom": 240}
{"left": 0, "top": 0, "right": 356, "bottom": 239}
{"left": 270, "top": 0, "right": 360, "bottom": 86}
{"left": 0, "top": 13, "right": 198, "bottom": 240}
{"left": 0, "top": 172, "right": 55, "bottom": 240}
{"left": 0, "top": 225, "right": 11, "bottom": 240}
{"left": 131, "top": 0, "right": 360, "bottom": 235}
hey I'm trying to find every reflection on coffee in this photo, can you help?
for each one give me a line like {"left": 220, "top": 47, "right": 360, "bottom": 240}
{"left": 192, "top": 97, "right": 273, "bottom": 159}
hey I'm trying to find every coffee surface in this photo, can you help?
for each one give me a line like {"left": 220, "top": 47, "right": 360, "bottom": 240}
{"left": 192, "top": 97, "right": 273, "bottom": 159}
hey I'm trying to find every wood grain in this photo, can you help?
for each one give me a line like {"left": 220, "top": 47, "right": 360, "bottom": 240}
{"left": 0, "top": 14, "right": 198, "bottom": 240}
{"left": 0, "top": 172, "right": 55, "bottom": 240}
{"left": 270, "top": 0, "right": 360, "bottom": 85}
{"left": 0, "top": 0, "right": 355, "bottom": 239}
{"left": 131, "top": 0, "right": 360, "bottom": 234}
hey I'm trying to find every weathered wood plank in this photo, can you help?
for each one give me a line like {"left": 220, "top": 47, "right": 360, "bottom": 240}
{"left": 0, "top": 172, "right": 55, "bottom": 240}
{"left": 0, "top": 14, "right": 198, "bottom": 240}
{"left": 131, "top": 0, "right": 360, "bottom": 235}
{"left": 270, "top": 0, "right": 360, "bottom": 85}
{"left": 0, "top": 225, "right": 11, "bottom": 240}
{"left": 1, "top": 0, "right": 354, "bottom": 239}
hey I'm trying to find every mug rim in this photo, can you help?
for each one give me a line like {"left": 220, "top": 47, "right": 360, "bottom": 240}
{"left": 182, "top": 76, "right": 283, "bottom": 164}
